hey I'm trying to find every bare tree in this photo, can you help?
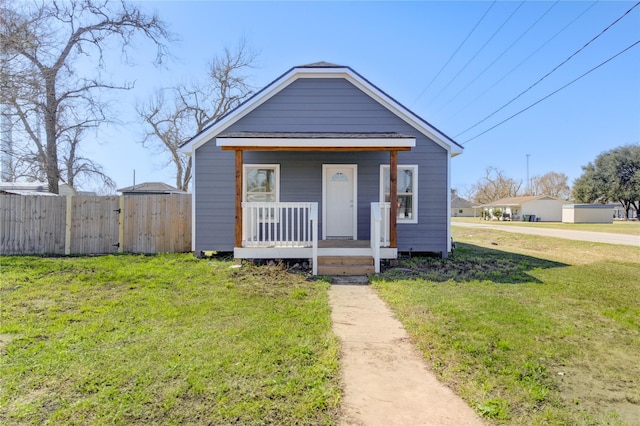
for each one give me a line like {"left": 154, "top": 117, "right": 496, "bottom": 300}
{"left": 138, "top": 41, "right": 256, "bottom": 191}
{"left": 530, "top": 171, "right": 570, "bottom": 200}
{"left": 0, "top": 0, "right": 172, "bottom": 193}
{"left": 470, "top": 167, "right": 522, "bottom": 205}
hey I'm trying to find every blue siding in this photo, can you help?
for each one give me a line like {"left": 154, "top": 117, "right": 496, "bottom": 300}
{"left": 195, "top": 78, "right": 449, "bottom": 253}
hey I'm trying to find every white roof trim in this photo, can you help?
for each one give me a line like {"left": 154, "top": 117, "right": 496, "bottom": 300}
{"left": 180, "top": 66, "right": 461, "bottom": 156}
{"left": 216, "top": 137, "right": 416, "bottom": 148}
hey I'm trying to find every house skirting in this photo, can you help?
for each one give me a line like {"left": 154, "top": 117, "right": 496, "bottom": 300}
{"left": 234, "top": 246, "right": 397, "bottom": 259}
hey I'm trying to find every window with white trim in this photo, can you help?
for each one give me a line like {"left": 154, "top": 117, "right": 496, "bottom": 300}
{"left": 243, "top": 164, "right": 280, "bottom": 202}
{"left": 244, "top": 164, "right": 280, "bottom": 220}
{"left": 380, "top": 165, "right": 418, "bottom": 223}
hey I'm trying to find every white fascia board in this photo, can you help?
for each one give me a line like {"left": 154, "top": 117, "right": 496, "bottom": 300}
{"left": 216, "top": 137, "right": 415, "bottom": 148}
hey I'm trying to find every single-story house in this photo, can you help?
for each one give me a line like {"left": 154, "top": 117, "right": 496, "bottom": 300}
{"left": 0, "top": 181, "right": 75, "bottom": 196}
{"left": 477, "top": 195, "right": 566, "bottom": 222}
{"left": 562, "top": 204, "right": 614, "bottom": 223}
{"left": 451, "top": 195, "right": 475, "bottom": 217}
{"left": 179, "top": 62, "right": 463, "bottom": 275}
{"left": 117, "top": 182, "right": 187, "bottom": 195}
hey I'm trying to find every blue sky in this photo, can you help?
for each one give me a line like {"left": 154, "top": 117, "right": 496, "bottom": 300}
{"left": 88, "top": 0, "right": 640, "bottom": 195}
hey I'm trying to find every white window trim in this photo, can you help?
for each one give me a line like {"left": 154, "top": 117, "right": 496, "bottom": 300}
{"left": 380, "top": 164, "right": 418, "bottom": 224}
{"left": 243, "top": 164, "right": 280, "bottom": 202}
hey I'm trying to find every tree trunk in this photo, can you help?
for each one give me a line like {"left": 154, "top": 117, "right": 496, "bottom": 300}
{"left": 45, "top": 70, "right": 60, "bottom": 194}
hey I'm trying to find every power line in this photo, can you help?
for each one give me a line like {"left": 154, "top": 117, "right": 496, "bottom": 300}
{"left": 461, "top": 39, "right": 640, "bottom": 145}
{"left": 439, "top": 1, "right": 559, "bottom": 111}
{"left": 455, "top": 1, "right": 640, "bottom": 138}
{"left": 411, "top": 1, "right": 496, "bottom": 106}
{"left": 427, "top": 1, "right": 525, "bottom": 107}
{"left": 447, "top": 1, "right": 599, "bottom": 121}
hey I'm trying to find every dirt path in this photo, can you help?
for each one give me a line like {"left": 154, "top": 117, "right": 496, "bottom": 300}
{"left": 329, "top": 284, "right": 483, "bottom": 426}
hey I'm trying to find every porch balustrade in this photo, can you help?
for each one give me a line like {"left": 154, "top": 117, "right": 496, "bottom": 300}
{"left": 242, "top": 202, "right": 318, "bottom": 248}
{"left": 241, "top": 201, "right": 390, "bottom": 275}
{"left": 370, "top": 202, "right": 391, "bottom": 273}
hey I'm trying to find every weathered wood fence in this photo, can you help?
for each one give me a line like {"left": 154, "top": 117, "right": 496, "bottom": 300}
{"left": 0, "top": 194, "right": 191, "bottom": 255}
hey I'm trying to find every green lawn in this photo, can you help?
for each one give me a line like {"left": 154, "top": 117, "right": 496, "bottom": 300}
{"left": 374, "top": 228, "right": 640, "bottom": 425}
{"left": 0, "top": 255, "right": 340, "bottom": 425}
{"left": 3, "top": 229, "right": 639, "bottom": 425}
{"left": 452, "top": 216, "right": 640, "bottom": 236}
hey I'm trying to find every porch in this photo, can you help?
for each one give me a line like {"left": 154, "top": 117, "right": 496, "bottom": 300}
{"left": 234, "top": 201, "right": 398, "bottom": 275}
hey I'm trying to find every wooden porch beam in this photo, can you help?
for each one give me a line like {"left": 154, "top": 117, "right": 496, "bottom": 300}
{"left": 235, "top": 150, "right": 243, "bottom": 248}
{"left": 221, "top": 146, "right": 411, "bottom": 152}
{"left": 390, "top": 150, "right": 398, "bottom": 248}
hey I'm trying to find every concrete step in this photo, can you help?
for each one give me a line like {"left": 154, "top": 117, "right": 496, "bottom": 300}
{"left": 317, "top": 256, "right": 375, "bottom": 276}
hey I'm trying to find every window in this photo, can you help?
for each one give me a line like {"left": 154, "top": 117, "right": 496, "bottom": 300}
{"left": 244, "top": 165, "right": 280, "bottom": 220}
{"left": 243, "top": 164, "right": 280, "bottom": 202}
{"left": 380, "top": 165, "right": 418, "bottom": 223}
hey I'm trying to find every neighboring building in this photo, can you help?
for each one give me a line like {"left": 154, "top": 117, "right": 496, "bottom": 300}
{"left": 117, "top": 182, "right": 187, "bottom": 195}
{"left": 0, "top": 182, "right": 76, "bottom": 196}
{"left": 451, "top": 195, "right": 475, "bottom": 217}
{"left": 562, "top": 204, "right": 614, "bottom": 223}
{"left": 613, "top": 203, "right": 638, "bottom": 220}
{"left": 179, "top": 62, "right": 463, "bottom": 274}
{"left": 477, "top": 195, "right": 567, "bottom": 222}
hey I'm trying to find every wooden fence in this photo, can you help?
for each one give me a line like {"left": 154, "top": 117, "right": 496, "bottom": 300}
{"left": 0, "top": 194, "right": 191, "bottom": 255}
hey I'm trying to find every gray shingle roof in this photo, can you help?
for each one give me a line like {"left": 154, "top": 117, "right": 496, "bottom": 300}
{"left": 218, "top": 132, "right": 415, "bottom": 139}
{"left": 117, "top": 182, "right": 186, "bottom": 194}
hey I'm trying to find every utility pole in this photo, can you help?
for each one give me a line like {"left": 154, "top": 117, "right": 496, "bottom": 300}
{"left": 526, "top": 154, "right": 530, "bottom": 195}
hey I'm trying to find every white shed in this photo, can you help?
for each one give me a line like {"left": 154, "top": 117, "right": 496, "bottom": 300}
{"left": 562, "top": 204, "right": 614, "bottom": 223}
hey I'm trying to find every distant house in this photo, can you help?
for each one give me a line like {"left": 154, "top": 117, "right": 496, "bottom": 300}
{"left": 477, "top": 195, "right": 567, "bottom": 222}
{"left": 613, "top": 202, "right": 638, "bottom": 220}
{"left": 0, "top": 182, "right": 76, "bottom": 196}
{"left": 117, "top": 182, "right": 187, "bottom": 195}
{"left": 451, "top": 195, "right": 475, "bottom": 217}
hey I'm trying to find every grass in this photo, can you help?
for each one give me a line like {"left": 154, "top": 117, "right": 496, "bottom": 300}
{"left": 0, "top": 254, "right": 340, "bottom": 425}
{"left": 452, "top": 216, "right": 640, "bottom": 236}
{"left": 374, "top": 228, "right": 640, "bottom": 425}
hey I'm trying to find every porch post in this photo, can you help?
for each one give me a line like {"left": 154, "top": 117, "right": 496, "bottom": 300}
{"left": 235, "top": 150, "right": 243, "bottom": 247}
{"left": 390, "top": 150, "right": 398, "bottom": 248}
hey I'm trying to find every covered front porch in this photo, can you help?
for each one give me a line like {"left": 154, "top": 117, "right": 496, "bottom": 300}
{"left": 221, "top": 132, "right": 414, "bottom": 275}
{"left": 235, "top": 201, "right": 398, "bottom": 274}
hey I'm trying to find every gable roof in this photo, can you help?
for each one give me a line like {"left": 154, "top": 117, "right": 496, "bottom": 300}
{"left": 117, "top": 182, "right": 186, "bottom": 194}
{"left": 0, "top": 181, "right": 75, "bottom": 196}
{"left": 451, "top": 196, "right": 473, "bottom": 208}
{"left": 180, "top": 63, "right": 463, "bottom": 156}
{"left": 479, "top": 195, "right": 564, "bottom": 207}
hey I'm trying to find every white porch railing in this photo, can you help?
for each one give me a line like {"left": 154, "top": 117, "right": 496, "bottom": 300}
{"left": 242, "top": 201, "right": 389, "bottom": 276}
{"left": 379, "top": 202, "right": 391, "bottom": 247}
{"left": 370, "top": 203, "right": 382, "bottom": 273}
{"left": 242, "top": 201, "right": 318, "bottom": 275}
{"left": 370, "top": 202, "right": 392, "bottom": 273}
{"left": 242, "top": 202, "right": 318, "bottom": 248}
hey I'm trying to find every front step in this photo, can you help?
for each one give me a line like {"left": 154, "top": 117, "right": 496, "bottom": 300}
{"left": 317, "top": 256, "right": 375, "bottom": 276}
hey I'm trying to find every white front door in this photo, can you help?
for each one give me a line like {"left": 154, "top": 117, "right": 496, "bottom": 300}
{"left": 323, "top": 164, "right": 357, "bottom": 239}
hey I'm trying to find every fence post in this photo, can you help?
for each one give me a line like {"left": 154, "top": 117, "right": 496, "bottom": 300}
{"left": 64, "top": 195, "right": 73, "bottom": 255}
{"left": 118, "top": 195, "right": 125, "bottom": 253}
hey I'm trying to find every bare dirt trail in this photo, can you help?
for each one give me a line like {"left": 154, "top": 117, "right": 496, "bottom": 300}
{"left": 329, "top": 284, "right": 483, "bottom": 426}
